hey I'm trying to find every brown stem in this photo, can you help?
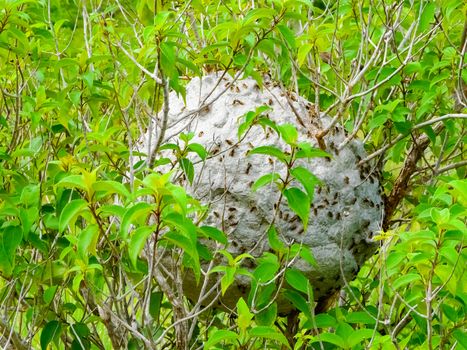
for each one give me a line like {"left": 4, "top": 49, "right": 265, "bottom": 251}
{"left": 285, "top": 310, "right": 300, "bottom": 348}
{"left": 383, "top": 132, "right": 432, "bottom": 230}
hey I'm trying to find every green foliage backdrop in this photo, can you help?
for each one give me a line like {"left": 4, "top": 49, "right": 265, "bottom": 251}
{"left": 0, "top": 0, "right": 465, "bottom": 349}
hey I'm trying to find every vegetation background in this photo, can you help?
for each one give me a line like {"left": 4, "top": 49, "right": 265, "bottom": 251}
{"left": 0, "top": 0, "right": 465, "bottom": 349}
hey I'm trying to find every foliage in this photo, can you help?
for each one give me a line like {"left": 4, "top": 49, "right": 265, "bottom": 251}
{"left": 0, "top": 0, "right": 465, "bottom": 349}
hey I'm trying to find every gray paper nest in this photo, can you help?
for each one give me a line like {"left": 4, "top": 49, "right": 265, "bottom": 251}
{"left": 138, "top": 72, "right": 384, "bottom": 311}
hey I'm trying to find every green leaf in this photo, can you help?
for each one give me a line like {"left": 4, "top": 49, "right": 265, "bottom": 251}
{"left": 404, "top": 229, "right": 436, "bottom": 244}
{"left": 253, "top": 260, "right": 279, "bottom": 282}
{"left": 392, "top": 273, "right": 421, "bottom": 290}
{"left": 142, "top": 172, "right": 172, "bottom": 194}
{"left": 43, "top": 285, "right": 58, "bottom": 305}
{"left": 18, "top": 206, "right": 35, "bottom": 240}
{"left": 255, "top": 303, "right": 277, "bottom": 326}
{"left": 180, "top": 132, "right": 195, "bottom": 143}
{"left": 434, "top": 265, "right": 458, "bottom": 295}
{"left": 249, "top": 326, "right": 291, "bottom": 349}
{"left": 186, "top": 143, "right": 207, "bottom": 160}
{"left": 248, "top": 146, "right": 288, "bottom": 163}
{"left": 430, "top": 71, "right": 450, "bottom": 88}
{"left": 59, "top": 199, "right": 88, "bottom": 232}
{"left": 285, "top": 268, "right": 310, "bottom": 294}
{"left": 283, "top": 289, "right": 312, "bottom": 319}
{"left": 430, "top": 208, "right": 450, "bottom": 225}
{"left": 257, "top": 39, "right": 276, "bottom": 61}
{"left": 92, "top": 181, "right": 130, "bottom": 199}
{"left": 160, "top": 42, "right": 177, "bottom": 78}
{"left": 440, "top": 246, "right": 460, "bottom": 266}
{"left": 448, "top": 180, "right": 467, "bottom": 203}
{"left": 277, "top": 24, "right": 296, "bottom": 49}
{"left": 20, "top": 184, "right": 40, "bottom": 207}
{"left": 257, "top": 116, "right": 279, "bottom": 134}
{"left": 98, "top": 204, "right": 125, "bottom": 218}
{"left": 120, "top": 202, "right": 153, "bottom": 239}
{"left": 153, "top": 11, "right": 173, "bottom": 30}
{"left": 149, "top": 291, "right": 163, "bottom": 321}
{"left": 314, "top": 332, "right": 345, "bottom": 348}
{"left": 299, "top": 245, "right": 317, "bottom": 267}
{"left": 199, "top": 226, "right": 227, "bottom": 245}
{"left": 78, "top": 224, "right": 99, "bottom": 260}
{"left": 1, "top": 226, "right": 22, "bottom": 274}
{"left": 369, "top": 114, "right": 389, "bottom": 129}
{"left": 56, "top": 174, "right": 86, "bottom": 190}
{"left": 179, "top": 158, "right": 195, "bottom": 184}
{"left": 267, "top": 226, "right": 286, "bottom": 252}
{"left": 297, "top": 43, "right": 313, "bottom": 66}
{"left": 82, "top": 71, "right": 94, "bottom": 89}
{"left": 164, "top": 213, "right": 197, "bottom": 237}
{"left": 314, "top": 313, "right": 337, "bottom": 328}
{"left": 238, "top": 110, "right": 257, "bottom": 138}
{"left": 252, "top": 173, "right": 281, "bottom": 191}
{"left": 296, "top": 142, "right": 330, "bottom": 159}
{"left": 163, "top": 231, "right": 200, "bottom": 282}
{"left": 440, "top": 304, "right": 458, "bottom": 323}
{"left": 347, "top": 328, "right": 376, "bottom": 348}
{"left": 277, "top": 123, "right": 298, "bottom": 145}
{"left": 213, "top": 265, "right": 235, "bottom": 295}
{"left": 7, "top": 28, "right": 30, "bottom": 52}
{"left": 128, "top": 225, "right": 155, "bottom": 268}
{"left": 41, "top": 320, "right": 61, "bottom": 350}
{"left": 337, "top": 320, "right": 359, "bottom": 341}
{"left": 243, "top": 8, "right": 276, "bottom": 25}
{"left": 283, "top": 187, "right": 310, "bottom": 229}
{"left": 159, "top": 143, "right": 180, "bottom": 151}
{"left": 290, "top": 166, "right": 320, "bottom": 201}
{"left": 453, "top": 329, "right": 467, "bottom": 349}
{"left": 204, "top": 330, "right": 239, "bottom": 349}
{"left": 253, "top": 283, "right": 276, "bottom": 309}
{"left": 167, "top": 185, "right": 188, "bottom": 214}
{"left": 346, "top": 312, "right": 376, "bottom": 325}
{"left": 70, "top": 322, "right": 90, "bottom": 339}
{"left": 237, "top": 298, "right": 254, "bottom": 332}
{"left": 418, "top": 2, "right": 435, "bottom": 33}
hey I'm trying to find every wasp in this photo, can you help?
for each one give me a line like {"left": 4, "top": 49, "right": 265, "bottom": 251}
{"left": 232, "top": 99, "right": 244, "bottom": 106}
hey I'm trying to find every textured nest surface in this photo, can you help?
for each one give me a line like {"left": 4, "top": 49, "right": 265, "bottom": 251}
{"left": 139, "top": 72, "right": 384, "bottom": 311}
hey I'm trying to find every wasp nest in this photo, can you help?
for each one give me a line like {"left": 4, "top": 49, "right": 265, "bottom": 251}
{"left": 140, "top": 72, "right": 384, "bottom": 311}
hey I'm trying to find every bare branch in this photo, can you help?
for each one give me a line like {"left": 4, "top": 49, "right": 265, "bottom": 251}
{"left": 383, "top": 133, "right": 431, "bottom": 230}
{"left": 0, "top": 318, "right": 28, "bottom": 350}
{"left": 115, "top": 41, "right": 163, "bottom": 85}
